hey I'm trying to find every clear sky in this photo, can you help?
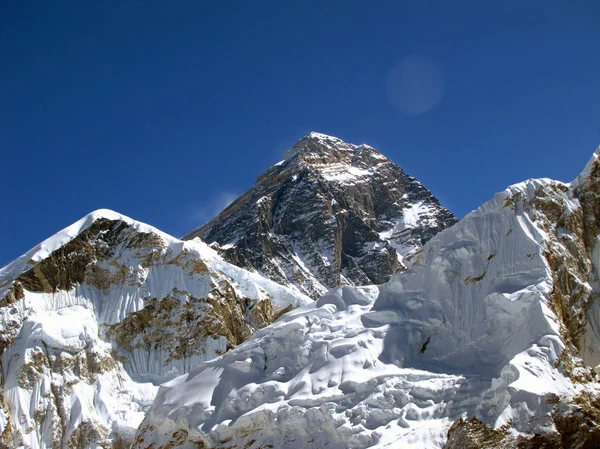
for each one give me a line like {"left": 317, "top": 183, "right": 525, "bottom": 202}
{"left": 2, "top": 1, "right": 599, "bottom": 267}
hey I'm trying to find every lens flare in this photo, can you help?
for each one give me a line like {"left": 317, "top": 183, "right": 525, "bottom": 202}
{"left": 386, "top": 54, "right": 444, "bottom": 116}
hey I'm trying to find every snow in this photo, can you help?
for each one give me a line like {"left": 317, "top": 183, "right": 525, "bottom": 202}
{"left": 0, "top": 209, "right": 311, "bottom": 448}
{"left": 319, "top": 164, "right": 377, "bottom": 183}
{"left": 572, "top": 145, "right": 600, "bottom": 190}
{"left": 308, "top": 131, "right": 343, "bottom": 141}
{"left": 29, "top": 305, "right": 100, "bottom": 352}
{"left": 378, "top": 201, "right": 441, "bottom": 264}
{"left": 135, "top": 169, "right": 597, "bottom": 449}
{"left": 278, "top": 132, "right": 376, "bottom": 168}
{"left": 3, "top": 303, "right": 158, "bottom": 449}
{"left": 0, "top": 209, "right": 176, "bottom": 300}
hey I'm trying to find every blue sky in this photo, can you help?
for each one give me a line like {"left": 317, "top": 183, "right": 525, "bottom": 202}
{"left": 1, "top": 1, "right": 599, "bottom": 267}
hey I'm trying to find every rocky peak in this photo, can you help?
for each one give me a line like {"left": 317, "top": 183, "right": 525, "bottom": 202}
{"left": 186, "top": 133, "right": 458, "bottom": 298}
{"left": 280, "top": 131, "right": 382, "bottom": 165}
{"left": 256, "top": 132, "right": 385, "bottom": 187}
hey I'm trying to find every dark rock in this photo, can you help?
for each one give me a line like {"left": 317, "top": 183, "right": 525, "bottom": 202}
{"left": 185, "top": 132, "right": 457, "bottom": 297}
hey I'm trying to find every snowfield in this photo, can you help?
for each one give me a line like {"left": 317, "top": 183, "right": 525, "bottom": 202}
{"left": 135, "top": 150, "right": 600, "bottom": 448}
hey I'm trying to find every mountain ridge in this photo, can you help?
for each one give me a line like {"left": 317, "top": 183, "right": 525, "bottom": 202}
{"left": 0, "top": 209, "right": 310, "bottom": 449}
{"left": 4, "top": 137, "right": 600, "bottom": 449}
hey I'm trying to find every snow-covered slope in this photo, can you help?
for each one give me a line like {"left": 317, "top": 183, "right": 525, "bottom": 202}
{"left": 0, "top": 210, "right": 310, "bottom": 449}
{"left": 185, "top": 132, "right": 457, "bottom": 298}
{"left": 135, "top": 149, "right": 600, "bottom": 449}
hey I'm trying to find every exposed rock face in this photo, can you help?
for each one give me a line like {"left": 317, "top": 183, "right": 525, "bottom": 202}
{"left": 443, "top": 391, "right": 600, "bottom": 449}
{"left": 135, "top": 148, "right": 600, "bottom": 449}
{"left": 185, "top": 132, "right": 457, "bottom": 298}
{"left": 0, "top": 210, "right": 309, "bottom": 449}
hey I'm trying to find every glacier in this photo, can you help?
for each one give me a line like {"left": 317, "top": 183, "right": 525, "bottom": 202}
{"left": 134, "top": 150, "right": 600, "bottom": 448}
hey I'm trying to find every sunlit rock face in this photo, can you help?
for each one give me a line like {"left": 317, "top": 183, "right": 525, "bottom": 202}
{"left": 136, "top": 149, "right": 600, "bottom": 449}
{"left": 0, "top": 210, "right": 310, "bottom": 449}
{"left": 186, "top": 132, "right": 457, "bottom": 298}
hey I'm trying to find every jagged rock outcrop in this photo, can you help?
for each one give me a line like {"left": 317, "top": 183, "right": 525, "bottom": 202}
{"left": 185, "top": 132, "right": 457, "bottom": 298}
{"left": 0, "top": 210, "right": 309, "bottom": 449}
{"left": 135, "top": 148, "right": 600, "bottom": 449}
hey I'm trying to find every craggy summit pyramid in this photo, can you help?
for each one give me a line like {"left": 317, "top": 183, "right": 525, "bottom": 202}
{"left": 185, "top": 132, "right": 457, "bottom": 297}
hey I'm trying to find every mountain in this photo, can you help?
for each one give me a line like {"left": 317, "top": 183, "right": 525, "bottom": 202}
{"left": 185, "top": 132, "right": 457, "bottom": 298}
{"left": 0, "top": 210, "right": 310, "bottom": 449}
{"left": 135, "top": 149, "right": 600, "bottom": 449}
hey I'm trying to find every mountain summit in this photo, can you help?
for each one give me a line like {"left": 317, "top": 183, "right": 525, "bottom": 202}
{"left": 185, "top": 133, "right": 457, "bottom": 297}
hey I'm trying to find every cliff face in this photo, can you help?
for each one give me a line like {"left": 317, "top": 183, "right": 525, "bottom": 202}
{"left": 136, "top": 149, "right": 600, "bottom": 449}
{"left": 186, "top": 132, "right": 457, "bottom": 298}
{"left": 0, "top": 210, "right": 309, "bottom": 449}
